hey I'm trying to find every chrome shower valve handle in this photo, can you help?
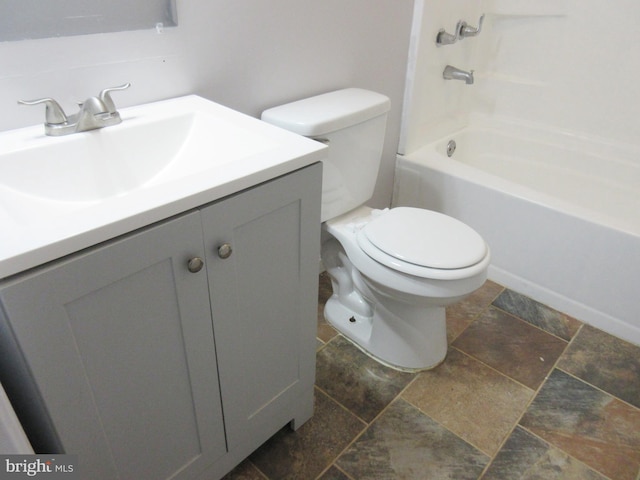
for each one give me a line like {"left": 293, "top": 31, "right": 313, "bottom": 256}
{"left": 436, "top": 14, "right": 485, "bottom": 45}
{"left": 436, "top": 20, "right": 463, "bottom": 45}
{"left": 459, "top": 14, "right": 484, "bottom": 38}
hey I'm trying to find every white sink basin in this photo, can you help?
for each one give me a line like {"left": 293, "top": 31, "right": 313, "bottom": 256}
{"left": 0, "top": 95, "right": 326, "bottom": 278}
{"left": 2, "top": 114, "right": 191, "bottom": 202}
{"left": 1, "top": 104, "right": 278, "bottom": 203}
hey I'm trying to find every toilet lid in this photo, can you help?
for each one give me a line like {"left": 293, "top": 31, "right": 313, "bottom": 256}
{"left": 359, "top": 207, "right": 487, "bottom": 270}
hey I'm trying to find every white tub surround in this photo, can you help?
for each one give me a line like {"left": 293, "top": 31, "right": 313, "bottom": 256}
{"left": 400, "top": 0, "right": 640, "bottom": 154}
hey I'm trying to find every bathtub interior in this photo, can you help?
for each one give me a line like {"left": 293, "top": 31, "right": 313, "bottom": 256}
{"left": 427, "top": 115, "right": 640, "bottom": 234}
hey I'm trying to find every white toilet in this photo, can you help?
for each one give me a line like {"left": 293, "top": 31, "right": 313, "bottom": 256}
{"left": 262, "top": 88, "right": 490, "bottom": 371}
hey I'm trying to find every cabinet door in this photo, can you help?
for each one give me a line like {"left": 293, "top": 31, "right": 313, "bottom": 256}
{"left": 202, "top": 164, "right": 322, "bottom": 452}
{"left": 0, "top": 212, "right": 226, "bottom": 480}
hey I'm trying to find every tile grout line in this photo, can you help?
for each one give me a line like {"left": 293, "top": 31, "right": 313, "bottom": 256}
{"left": 450, "top": 345, "right": 537, "bottom": 394}
{"left": 315, "top": 462, "right": 356, "bottom": 480}
{"left": 476, "top": 322, "right": 591, "bottom": 479}
{"left": 400, "top": 389, "right": 495, "bottom": 462}
{"left": 467, "top": 318, "right": 582, "bottom": 478}
{"left": 313, "top": 358, "right": 428, "bottom": 480}
{"left": 245, "top": 461, "right": 270, "bottom": 480}
{"left": 447, "top": 284, "right": 506, "bottom": 345}
{"left": 399, "top": 329, "right": 540, "bottom": 462}
{"left": 489, "top": 303, "right": 577, "bottom": 344}
{"left": 313, "top": 383, "right": 369, "bottom": 427}
{"left": 311, "top": 400, "right": 380, "bottom": 479}
{"left": 554, "top": 365, "right": 640, "bottom": 412}
{"left": 311, "top": 377, "right": 374, "bottom": 479}
{"left": 429, "top": 303, "right": 567, "bottom": 472}
{"left": 245, "top": 381, "right": 366, "bottom": 480}
{"left": 514, "top": 423, "right": 617, "bottom": 480}
{"left": 464, "top": 295, "right": 640, "bottom": 411}
{"left": 448, "top": 290, "right": 592, "bottom": 474}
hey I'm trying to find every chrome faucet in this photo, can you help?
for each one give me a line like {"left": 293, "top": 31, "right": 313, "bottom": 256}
{"left": 443, "top": 65, "right": 474, "bottom": 85}
{"left": 18, "top": 83, "right": 131, "bottom": 136}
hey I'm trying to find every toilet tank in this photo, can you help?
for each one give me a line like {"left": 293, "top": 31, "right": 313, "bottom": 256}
{"left": 261, "top": 88, "right": 390, "bottom": 222}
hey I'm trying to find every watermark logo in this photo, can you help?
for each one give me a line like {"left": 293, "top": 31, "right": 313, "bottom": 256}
{"left": 0, "top": 456, "right": 77, "bottom": 479}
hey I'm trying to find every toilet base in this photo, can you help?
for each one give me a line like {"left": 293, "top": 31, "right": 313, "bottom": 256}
{"left": 324, "top": 293, "right": 448, "bottom": 372}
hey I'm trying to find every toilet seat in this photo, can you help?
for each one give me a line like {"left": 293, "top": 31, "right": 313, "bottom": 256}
{"left": 356, "top": 207, "right": 489, "bottom": 280}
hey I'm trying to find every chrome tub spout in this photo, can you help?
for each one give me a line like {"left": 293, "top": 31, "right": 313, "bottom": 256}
{"left": 443, "top": 65, "right": 474, "bottom": 85}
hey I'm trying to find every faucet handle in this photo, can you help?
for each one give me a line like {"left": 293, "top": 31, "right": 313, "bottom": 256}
{"left": 98, "top": 83, "right": 131, "bottom": 114}
{"left": 459, "top": 14, "right": 484, "bottom": 38}
{"left": 436, "top": 21, "right": 462, "bottom": 45}
{"left": 18, "top": 98, "right": 68, "bottom": 124}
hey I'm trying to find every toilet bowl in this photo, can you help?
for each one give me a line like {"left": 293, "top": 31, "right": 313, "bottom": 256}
{"left": 321, "top": 206, "right": 489, "bottom": 370}
{"left": 261, "top": 88, "right": 490, "bottom": 371}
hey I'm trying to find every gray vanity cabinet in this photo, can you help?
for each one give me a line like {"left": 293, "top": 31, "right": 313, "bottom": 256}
{"left": 201, "top": 163, "right": 320, "bottom": 456}
{"left": 0, "top": 211, "right": 225, "bottom": 480}
{"left": 0, "top": 163, "right": 321, "bottom": 480}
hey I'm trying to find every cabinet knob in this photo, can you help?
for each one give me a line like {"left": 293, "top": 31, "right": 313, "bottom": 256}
{"left": 217, "top": 243, "right": 233, "bottom": 259}
{"left": 187, "top": 257, "right": 204, "bottom": 273}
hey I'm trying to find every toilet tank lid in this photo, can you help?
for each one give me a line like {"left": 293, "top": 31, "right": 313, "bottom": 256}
{"left": 261, "top": 88, "right": 391, "bottom": 136}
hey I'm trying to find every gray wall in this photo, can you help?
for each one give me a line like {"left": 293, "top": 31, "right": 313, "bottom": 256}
{"left": 0, "top": 0, "right": 415, "bottom": 208}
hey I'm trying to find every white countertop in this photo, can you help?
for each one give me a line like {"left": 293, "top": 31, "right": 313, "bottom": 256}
{"left": 0, "top": 95, "right": 326, "bottom": 279}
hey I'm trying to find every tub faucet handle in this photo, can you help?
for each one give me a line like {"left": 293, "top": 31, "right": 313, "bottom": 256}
{"left": 436, "top": 20, "right": 462, "bottom": 45}
{"left": 459, "top": 14, "right": 484, "bottom": 38}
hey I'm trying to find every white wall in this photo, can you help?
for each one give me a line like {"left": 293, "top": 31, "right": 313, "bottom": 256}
{"left": 401, "top": 0, "right": 640, "bottom": 153}
{"left": 0, "top": 0, "right": 415, "bottom": 209}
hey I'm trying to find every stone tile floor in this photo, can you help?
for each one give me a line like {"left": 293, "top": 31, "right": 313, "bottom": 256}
{"left": 224, "top": 273, "right": 640, "bottom": 480}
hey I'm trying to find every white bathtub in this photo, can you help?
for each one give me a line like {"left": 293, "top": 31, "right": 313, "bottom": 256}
{"left": 394, "top": 116, "right": 640, "bottom": 345}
